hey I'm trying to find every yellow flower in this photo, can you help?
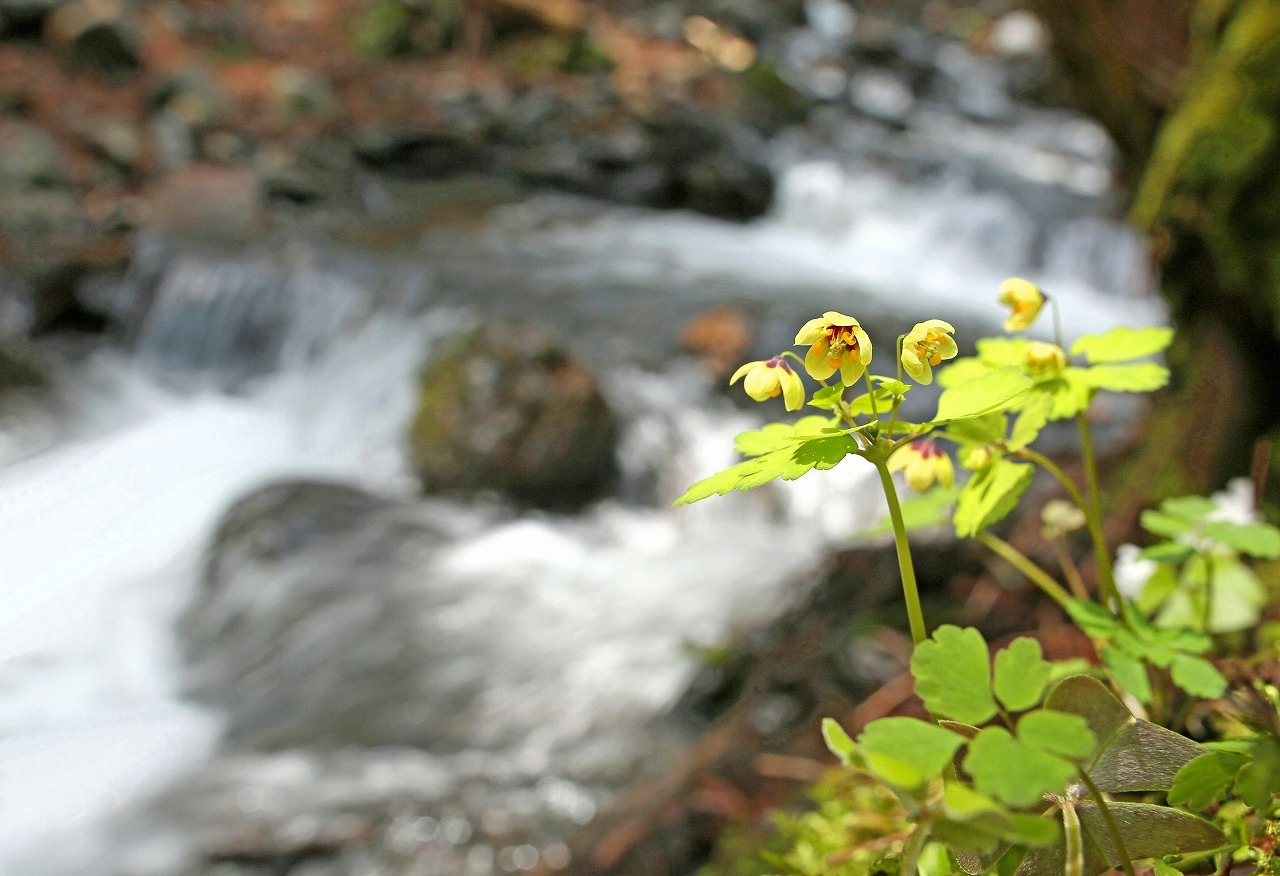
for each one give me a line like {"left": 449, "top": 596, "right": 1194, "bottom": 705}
{"left": 901, "top": 319, "right": 958, "bottom": 385}
{"left": 794, "top": 311, "right": 873, "bottom": 385}
{"left": 1022, "top": 341, "right": 1067, "bottom": 376}
{"left": 998, "top": 278, "right": 1045, "bottom": 332}
{"left": 964, "top": 446, "right": 994, "bottom": 471}
{"left": 888, "top": 439, "right": 955, "bottom": 491}
{"left": 730, "top": 355, "right": 806, "bottom": 410}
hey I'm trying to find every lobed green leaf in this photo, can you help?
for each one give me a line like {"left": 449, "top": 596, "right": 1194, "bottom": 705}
{"left": 1081, "top": 362, "right": 1170, "bottom": 393}
{"left": 1070, "top": 326, "right": 1174, "bottom": 363}
{"left": 858, "top": 717, "right": 966, "bottom": 790}
{"left": 953, "top": 459, "right": 1035, "bottom": 537}
{"left": 1168, "top": 750, "right": 1248, "bottom": 810}
{"left": 992, "top": 638, "right": 1052, "bottom": 713}
{"left": 964, "top": 726, "right": 1078, "bottom": 809}
{"left": 935, "top": 366, "right": 1035, "bottom": 424}
{"left": 911, "top": 625, "right": 997, "bottom": 725}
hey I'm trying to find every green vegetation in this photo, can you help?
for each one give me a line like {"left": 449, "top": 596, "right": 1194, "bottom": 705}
{"left": 681, "top": 280, "right": 1280, "bottom": 873}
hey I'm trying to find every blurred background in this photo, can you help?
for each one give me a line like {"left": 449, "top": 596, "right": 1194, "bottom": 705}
{"left": 0, "top": 0, "right": 1274, "bottom": 873}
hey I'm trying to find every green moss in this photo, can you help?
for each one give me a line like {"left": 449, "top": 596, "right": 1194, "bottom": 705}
{"left": 1131, "top": 0, "right": 1280, "bottom": 330}
{"left": 699, "top": 770, "right": 909, "bottom": 876}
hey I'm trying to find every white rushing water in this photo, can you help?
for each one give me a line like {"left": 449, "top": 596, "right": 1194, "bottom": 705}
{"left": 0, "top": 111, "right": 1163, "bottom": 873}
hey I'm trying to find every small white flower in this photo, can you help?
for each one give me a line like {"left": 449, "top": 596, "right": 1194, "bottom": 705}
{"left": 1207, "top": 477, "right": 1258, "bottom": 526}
{"left": 1113, "top": 543, "right": 1157, "bottom": 599}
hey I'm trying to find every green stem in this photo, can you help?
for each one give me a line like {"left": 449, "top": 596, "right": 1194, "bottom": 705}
{"left": 1200, "top": 551, "right": 1214, "bottom": 633}
{"left": 978, "top": 532, "right": 1073, "bottom": 608}
{"left": 1079, "top": 771, "right": 1137, "bottom": 876}
{"left": 873, "top": 455, "right": 929, "bottom": 646}
{"left": 1076, "top": 413, "right": 1121, "bottom": 613}
{"left": 1062, "top": 800, "right": 1084, "bottom": 876}
{"left": 898, "top": 823, "right": 929, "bottom": 876}
{"left": 865, "top": 371, "right": 880, "bottom": 420}
{"left": 1048, "top": 294, "right": 1065, "bottom": 350}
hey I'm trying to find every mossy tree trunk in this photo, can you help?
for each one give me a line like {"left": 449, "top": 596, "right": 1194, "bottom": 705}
{"left": 1033, "top": 0, "right": 1280, "bottom": 520}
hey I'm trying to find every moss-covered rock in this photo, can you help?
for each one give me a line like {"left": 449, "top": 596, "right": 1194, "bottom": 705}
{"left": 409, "top": 326, "right": 618, "bottom": 511}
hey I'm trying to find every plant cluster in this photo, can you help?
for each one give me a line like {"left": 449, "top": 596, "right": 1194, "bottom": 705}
{"left": 678, "top": 280, "right": 1280, "bottom": 875}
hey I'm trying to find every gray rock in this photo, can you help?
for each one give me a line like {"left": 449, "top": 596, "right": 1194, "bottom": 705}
{"left": 409, "top": 327, "right": 619, "bottom": 511}
{"left": 44, "top": 0, "right": 141, "bottom": 79}
{"left": 0, "top": 119, "right": 66, "bottom": 187}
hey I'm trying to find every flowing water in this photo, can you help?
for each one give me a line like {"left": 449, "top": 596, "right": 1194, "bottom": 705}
{"left": 0, "top": 21, "right": 1164, "bottom": 874}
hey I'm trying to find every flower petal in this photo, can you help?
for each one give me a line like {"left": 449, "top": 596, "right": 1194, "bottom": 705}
{"left": 823, "top": 311, "right": 860, "bottom": 327}
{"left": 839, "top": 357, "right": 867, "bottom": 386}
{"left": 804, "top": 342, "right": 837, "bottom": 380}
{"left": 853, "top": 328, "right": 874, "bottom": 364}
{"left": 743, "top": 363, "right": 780, "bottom": 400}
{"left": 730, "top": 361, "right": 761, "bottom": 385}
{"left": 795, "top": 318, "right": 829, "bottom": 345}
{"left": 780, "top": 367, "right": 805, "bottom": 410}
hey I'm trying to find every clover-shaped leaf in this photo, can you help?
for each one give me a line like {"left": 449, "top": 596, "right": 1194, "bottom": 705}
{"left": 963, "top": 726, "right": 1080, "bottom": 808}
{"left": 1044, "top": 676, "right": 1203, "bottom": 792}
{"left": 993, "top": 638, "right": 1052, "bottom": 712}
{"left": 1015, "top": 802, "right": 1226, "bottom": 876}
{"left": 857, "top": 717, "right": 965, "bottom": 791}
{"left": 1168, "top": 748, "right": 1249, "bottom": 810}
{"left": 911, "top": 625, "right": 997, "bottom": 725}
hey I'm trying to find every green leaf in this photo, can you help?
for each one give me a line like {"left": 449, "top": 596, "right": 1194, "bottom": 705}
{"left": 1076, "top": 802, "right": 1227, "bottom": 865}
{"left": 821, "top": 717, "right": 857, "bottom": 766}
{"left": 1168, "top": 750, "right": 1248, "bottom": 810}
{"left": 1201, "top": 520, "right": 1280, "bottom": 558}
{"left": 1141, "top": 509, "right": 1194, "bottom": 539}
{"left": 1043, "top": 676, "right": 1132, "bottom": 765}
{"left": 1159, "top": 556, "right": 1267, "bottom": 633}
{"left": 733, "top": 418, "right": 835, "bottom": 456}
{"left": 854, "top": 485, "right": 957, "bottom": 538}
{"left": 938, "top": 356, "right": 997, "bottom": 388}
{"left": 1101, "top": 644, "right": 1153, "bottom": 704}
{"left": 993, "top": 638, "right": 1052, "bottom": 712}
{"left": 1070, "top": 326, "right": 1174, "bottom": 363}
{"left": 953, "top": 459, "right": 1035, "bottom": 537}
{"left": 976, "top": 337, "right": 1031, "bottom": 366}
{"left": 944, "top": 411, "right": 1008, "bottom": 446}
{"left": 935, "top": 366, "right": 1035, "bottom": 424}
{"left": 1089, "top": 719, "right": 1205, "bottom": 792}
{"left": 1169, "top": 654, "right": 1227, "bottom": 699}
{"left": 1063, "top": 600, "right": 1121, "bottom": 637}
{"left": 964, "top": 727, "right": 1078, "bottom": 808}
{"left": 1162, "top": 495, "right": 1218, "bottom": 520}
{"left": 1042, "top": 371, "right": 1095, "bottom": 419}
{"left": 1017, "top": 710, "right": 1096, "bottom": 761}
{"left": 858, "top": 717, "right": 966, "bottom": 790}
{"left": 807, "top": 384, "right": 844, "bottom": 411}
{"left": 1234, "top": 736, "right": 1280, "bottom": 811}
{"left": 911, "top": 625, "right": 997, "bottom": 725}
{"left": 1081, "top": 362, "right": 1170, "bottom": 393}
{"left": 1008, "top": 392, "right": 1052, "bottom": 451}
{"left": 673, "top": 434, "right": 859, "bottom": 505}
{"left": 1138, "top": 541, "right": 1196, "bottom": 563}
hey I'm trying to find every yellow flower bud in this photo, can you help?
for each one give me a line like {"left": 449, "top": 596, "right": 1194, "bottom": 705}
{"left": 888, "top": 439, "right": 954, "bottom": 491}
{"left": 730, "top": 356, "right": 806, "bottom": 410}
{"left": 964, "top": 446, "right": 994, "bottom": 471}
{"left": 1022, "top": 341, "right": 1067, "bottom": 376}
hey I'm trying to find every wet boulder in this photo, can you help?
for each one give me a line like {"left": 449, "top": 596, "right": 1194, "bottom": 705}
{"left": 179, "top": 480, "right": 481, "bottom": 751}
{"left": 409, "top": 327, "right": 618, "bottom": 511}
